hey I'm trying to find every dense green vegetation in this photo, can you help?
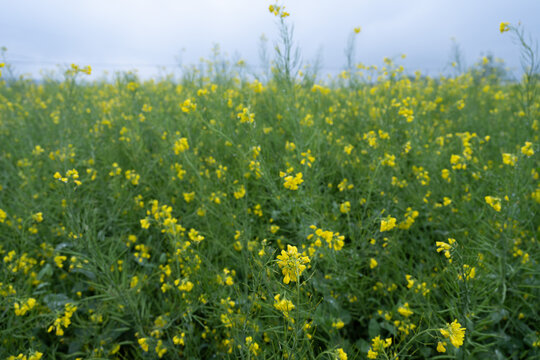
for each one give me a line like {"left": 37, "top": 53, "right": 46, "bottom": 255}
{"left": 0, "top": 17, "right": 538, "bottom": 360}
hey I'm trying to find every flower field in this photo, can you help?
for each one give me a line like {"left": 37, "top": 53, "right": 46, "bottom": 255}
{"left": 0, "top": 18, "right": 539, "bottom": 360}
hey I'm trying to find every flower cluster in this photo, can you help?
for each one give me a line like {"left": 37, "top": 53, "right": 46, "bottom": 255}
{"left": 276, "top": 244, "right": 310, "bottom": 284}
{"left": 439, "top": 319, "right": 466, "bottom": 349}
{"left": 280, "top": 170, "right": 304, "bottom": 190}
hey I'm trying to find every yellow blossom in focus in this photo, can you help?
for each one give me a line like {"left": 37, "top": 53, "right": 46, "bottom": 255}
{"left": 440, "top": 319, "right": 466, "bottom": 348}
{"left": 276, "top": 244, "right": 310, "bottom": 284}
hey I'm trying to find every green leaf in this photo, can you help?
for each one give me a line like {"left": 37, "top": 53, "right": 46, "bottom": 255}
{"left": 368, "top": 318, "right": 380, "bottom": 338}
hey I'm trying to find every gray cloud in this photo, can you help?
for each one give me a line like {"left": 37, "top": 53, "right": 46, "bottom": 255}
{"left": 1, "top": 0, "right": 539, "bottom": 79}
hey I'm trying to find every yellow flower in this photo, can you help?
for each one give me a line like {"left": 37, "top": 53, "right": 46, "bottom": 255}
{"left": 32, "top": 212, "right": 43, "bottom": 223}
{"left": 173, "top": 137, "right": 189, "bottom": 154}
{"left": 369, "top": 258, "right": 378, "bottom": 269}
{"left": 502, "top": 153, "right": 517, "bottom": 166}
{"left": 441, "top": 169, "right": 451, "bottom": 182}
{"left": 138, "top": 337, "right": 149, "bottom": 352}
{"left": 269, "top": 3, "right": 289, "bottom": 18}
{"left": 281, "top": 171, "right": 304, "bottom": 190}
{"left": 237, "top": 107, "right": 255, "bottom": 124}
{"left": 233, "top": 185, "right": 246, "bottom": 199}
{"left": 180, "top": 98, "right": 196, "bottom": 113}
{"left": 332, "top": 319, "right": 345, "bottom": 329}
{"left": 500, "top": 22, "right": 510, "bottom": 33}
{"left": 436, "top": 238, "right": 456, "bottom": 260}
{"left": 354, "top": 26, "right": 361, "bottom": 34}
{"left": 54, "top": 255, "right": 67, "bottom": 268}
{"left": 130, "top": 276, "right": 139, "bottom": 288}
{"left": 380, "top": 216, "right": 396, "bottom": 232}
{"left": 437, "top": 341, "right": 447, "bottom": 352}
{"left": 183, "top": 192, "right": 195, "bottom": 202}
{"left": 336, "top": 348, "right": 348, "bottom": 360}
{"left": 273, "top": 294, "right": 295, "bottom": 321}
{"left": 246, "top": 337, "right": 260, "bottom": 356}
{"left": 188, "top": 228, "right": 205, "bottom": 243}
{"left": 155, "top": 339, "right": 167, "bottom": 358}
{"left": 398, "top": 303, "right": 413, "bottom": 317}
{"left": 440, "top": 319, "right": 466, "bottom": 348}
{"left": 367, "top": 336, "right": 392, "bottom": 358}
{"left": 458, "top": 264, "right": 476, "bottom": 281}
{"left": 521, "top": 141, "right": 534, "bottom": 157}
{"left": 140, "top": 218, "right": 151, "bottom": 229}
{"left": 173, "top": 332, "right": 185, "bottom": 346}
{"left": 175, "top": 279, "right": 194, "bottom": 292}
{"left": 485, "top": 195, "right": 501, "bottom": 212}
{"left": 276, "top": 244, "right": 310, "bottom": 284}
{"left": 340, "top": 201, "right": 351, "bottom": 213}
{"left": 14, "top": 297, "right": 37, "bottom": 316}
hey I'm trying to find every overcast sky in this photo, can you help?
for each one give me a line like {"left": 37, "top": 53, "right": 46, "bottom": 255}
{"left": 1, "top": 0, "right": 539, "bottom": 79}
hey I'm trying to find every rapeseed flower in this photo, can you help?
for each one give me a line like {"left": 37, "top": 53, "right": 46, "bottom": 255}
{"left": 276, "top": 244, "right": 310, "bottom": 284}
{"left": 398, "top": 302, "right": 413, "bottom": 317}
{"left": 173, "top": 137, "right": 189, "bottom": 154}
{"left": 367, "top": 336, "right": 392, "bottom": 359}
{"left": 340, "top": 201, "right": 351, "bottom": 213}
{"left": 14, "top": 298, "right": 37, "bottom": 316}
{"left": 380, "top": 216, "right": 396, "bottom": 232}
{"left": 335, "top": 348, "right": 348, "bottom": 360}
{"left": 273, "top": 294, "right": 295, "bottom": 321}
{"left": 436, "top": 238, "right": 456, "bottom": 261}
{"left": 437, "top": 341, "right": 447, "bottom": 352}
{"left": 502, "top": 153, "right": 517, "bottom": 166}
{"left": 521, "top": 141, "right": 534, "bottom": 156}
{"left": 485, "top": 195, "right": 501, "bottom": 212}
{"left": 138, "top": 337, "right": 149, "bottom": 352}
{"left": 440, "top": 319, "right": 466, "bottom": 348}
{"left": 281, "top": 171, "right": 304, "bottom": 190}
